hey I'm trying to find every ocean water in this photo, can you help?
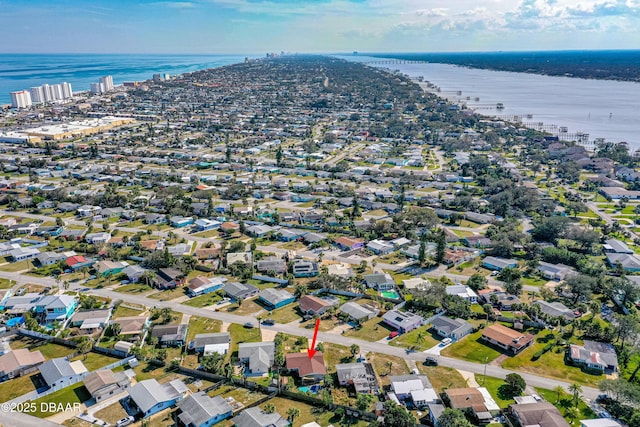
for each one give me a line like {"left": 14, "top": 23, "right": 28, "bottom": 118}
{"left": 0, "top": 54, "right": 250, "bottom": 104}
{"left": 344, "top": 55, "right": 640, "bottom": 151}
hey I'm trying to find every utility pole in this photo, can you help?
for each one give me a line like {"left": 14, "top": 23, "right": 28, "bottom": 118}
{"left": 483, "top": 356, "right": 488, "bottom": 385}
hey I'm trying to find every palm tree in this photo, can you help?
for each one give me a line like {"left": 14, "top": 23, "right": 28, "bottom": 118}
{"left": 553, "top": 385, "right": 564, "bottom": 403}
{"left": 263, "top": 403, "right": 275, "bottom": 414}
{"left": 287, "top": 408, "right": 300, "bottom": 422}
{"left": 385, "top": 360, "right": 393, "bottom": 375}
{"left": 565, "top": 406, "right": 580, "bottom": 424}
{"left": 416, "top": 331, "right": 425, "bottom": 346}
{"left": 569, "top": 383, "right": 582, "bottom": 406}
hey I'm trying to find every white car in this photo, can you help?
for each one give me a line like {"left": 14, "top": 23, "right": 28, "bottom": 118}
{"left": 116, "top": 416, "right": 135, "bottom": 427}
{"left": 440, "top": 338, "right": 452, "bottom": 346}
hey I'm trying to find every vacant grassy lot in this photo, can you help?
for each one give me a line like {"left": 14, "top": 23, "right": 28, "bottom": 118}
{"left": 368, "top": 352, "right": 410, "bottom": 387}
{"left": 441, "top": 331, "right": 502, "bottom": 364}
{"left": 228, "top": 323, "right": 261, "bottom": 354}
{"left": 390, "top": 325, "right": 440, "bottom": 351}
{"left": 147, "top": 287, "right": 188, "bottom": 301}
{"left": 224, "top": 299, "right": 264, "bottom": 316}
{"left": 112, "top": 304, "right": 146, "bottom": 318}
{"left": 344, "top": 317, "right": 394, "bottom": 341}
{"left": 266, "top": 303, "right": 302, "bottom": 324}
{"left": 114, "top": 283, "right": 153, "bottom": 294}
{"left": 323, "top": 343, "right": 354, "bottom": 372}
{"left": 70, "top": 353, "right": 120, "bottom": 371}
{"left": 501, "top": 331, "right": 603, "bottom": 387}
{"left": 186, "top": 316, "right": 222, "bottom": 342}
{"left": 182, "top": 292, "right": 222, "bottom": 308}
{"left": 260, "top": 397, "right": 369, "bottom": 427}
{"left": 0, "top": 259, "right": 32, "bottom": 272}
{"left": 421, "top": 366, "right": 468, "bottom": 392}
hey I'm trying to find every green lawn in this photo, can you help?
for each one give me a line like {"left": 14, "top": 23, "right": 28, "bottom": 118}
{"left": 266, "top": 303, "right": 302, "bottom": 324}
{"left": 33, "top": 342, "right": 76, "bottom": 359}
{"left": 368, "top": 352, "right": 410, "bottom": 386}
{"left": 421, "top": 366, "right": 468, "bottom": 392}
{"left": 114, "top": 283, "right": 153, "bottom": 294}
{"left": 344, "top": 317, "right": 394, "bottom": 341}
{"left": 501, "top": 331, "right": 604, "bottom": 387}
{"left": 182, "top": 292, "right": 223, "bottom": 308}
{"left": 389, "top": 325, "right": 440, "bottom": 351}
{"left": 323, "top": 343, "right": 354, "bottom": 372}
{"left": 70, "top": 353, "right": 120, "bottom": 371}
{"left": 260, "top": 397, "right": 369, "bottom": 427}
{"left": 186, "top": 316, "right": 222, "bottom": 343}
{"left": 28, "top": 384, "right": 91, "bottom": 418}
{"left": 0, "top": 278, "right": 14, "bottom": 288}
{"left": 0, "top": 373, "right": 38, "bottom": 401}
{"left": 521, "top": 276, "right": 548, "bottom": 287}
{"left": 228, "top": 323, "right": 262, "bottom": 354}
{"left": 441, "top": 331, "right": 502, "bottom": 363}
{"left": 112, "top": 304, "right": 146, "bottom": 318}
{"left": 475, "top": 375, "right": 516, "bottom": 408}
{"left": 535, "top": 387, "right": 596, "bottom": 427}
{"left": 147, "top": 287, "right": 188, "bottom": 301}
{"left": 0, "top": 259, "right": 32, "bottom": 272}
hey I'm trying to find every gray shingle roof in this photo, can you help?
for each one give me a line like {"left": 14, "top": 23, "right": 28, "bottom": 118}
{"left": 177, "top": 392, "right": 232, "bottom": 426}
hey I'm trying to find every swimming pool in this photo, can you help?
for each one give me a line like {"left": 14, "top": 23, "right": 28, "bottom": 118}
{"left": 381, "top": 290, "right": 400, "bottom": 299}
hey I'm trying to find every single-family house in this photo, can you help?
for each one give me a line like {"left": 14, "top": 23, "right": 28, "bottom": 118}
{"left": 298, "top": 295, "right": 338, "bottom": 316}
{"left": 334, "top": 236, "right": 365, "bottom": 250}
{"left": 194, "top": 219, "right": 221, "bottom": 232}
{"left": 482, "top": 256, "right": 518, "bottom": 271}
{"left": 339, "top": 302, "right": 378, "bottom": 322}
{"left": 170, "top": 216, "right": 194, "bottom": 228}
{"left": 177, "top": 392, "right": 233, "bottom": 427}
{"left": 39, "top": 357, "right": 87, "bottom": 388}
{"left": 292, "top": 259, "right": 319, "bottom": 278}
{"left": 445, "top": 387, "right": 500, "bottom": 422}
{"left": 223, "top": 282, "right": 259, "bottom": 300}
{"left": 364, "top": 273, "right": 395, "bottom": 290}
{"left": 605, "top": 252, "right": 640, "bottom": 272}
{"left": 95, "top": 260, "right": 128, "bottom": 277}
{"left": 189, "top": 333, "right": 231, "bottom": 355}
{"left": 402, "top": 278, "right": 431, "bottom": 291}
{"left": 603, "top": 239, "right": 634, "bottom": 254}
{"left": 187, "top": 276, "right": 225, "bottom": 297}
{"left": 34, "top": 295, "right": 78, "bottom": 324}
{"left": 111, "top": 316, "right": 149, "bottom": 342}
{"left": 326, "top": 263, "right": 354, "bottom": 279}
{"left": 69, "top": 308, "right": 112, "bottom": 334}
{"left": 258, "top": 288, "right": 295, "bottom": 309}
{"left": 255, "top": 257, "right": 287, "bottom": 274}
{"left": 122, "top": 264, "right": 147, "bottom": 283}
{"left": 366, "top": 239, "right": 395, "bottom": 255}
{"left": 445, "top": 285, "right": 478, "bottom": 303}
{"left": 431, "top": 316, "right": 473, "bottom": 340}
{"left": 481, "top": 324, "right": 534, "bottom": 355}
{"left": 8, "top": 247, "right": 40, "bottom": 262}
{"left": 336, "top": 362, "right": 379, "bottom": 394}
{"left": 537, "top": 262, "right": 578, "bottom": 281}
{"left": 83, "top": 369, "right": 132, "bottom": 402}
{"left": 128, "top": 378, "right": 188, "bottom": 418}
{"left": 0, "top": 349, "right": 45, "bottom": 380}
{"left": 533, "top": 300, "right": 576, "bottom": 319}
{"left": 232, "top": 407, "right": 288, "bottom": 427}
{"left": 154, "top": 268, "right": 186, "bottom": 289}
{"left": 390, "top": 374, "right": 438, "bottom": 408}
{"left": 238, "top": 342, "right": 275, "bottom": 376}
{"left": 285, "top": 352, "right": 327, "bottom": 384}
{"left": 509, "top": 402, "right": 570, "bottom": 427}
{"left": 382, "top": 309, "right": 424, "bottom": 333}
{"left": 568, "top": 341, "right": 618, "bottom": 373}
{"left": 151, "top": 324, "right": 188, "bottom": 347}
{"left": 85, "top": 232, "right": 111, "bottom": 245}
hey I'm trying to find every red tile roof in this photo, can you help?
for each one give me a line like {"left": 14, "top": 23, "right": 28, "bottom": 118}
{"left": 285, "top": 352, "right": 326, "bottom": 377}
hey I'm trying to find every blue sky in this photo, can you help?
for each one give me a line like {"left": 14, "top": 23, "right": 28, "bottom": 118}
{"left": 1, "top": 0, "right": 639, "bottom": 53}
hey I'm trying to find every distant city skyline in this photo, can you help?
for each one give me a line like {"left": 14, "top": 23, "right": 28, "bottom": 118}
{"left": 0, "top": 0, "right": 637, "bottom": 54}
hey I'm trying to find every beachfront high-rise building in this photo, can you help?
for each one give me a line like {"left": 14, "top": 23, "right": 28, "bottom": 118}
{"left": 90, "top": 75, "right": 114, "bottom": 94}
{"left": 99, "top": 75, "right": 114, "bottom": 91}
{"left": 10, "top": 90, "right": 32, "bottom": 108}
{"left": 27, "top": 82, "right": 73, "bottom": 104}
{"left": 30, "top": 86, "right": 45, "bottom": 103}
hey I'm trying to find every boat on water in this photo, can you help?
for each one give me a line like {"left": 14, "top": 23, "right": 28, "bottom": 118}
{"left": 496, "top": 102, "right": 504, "bottom": 110}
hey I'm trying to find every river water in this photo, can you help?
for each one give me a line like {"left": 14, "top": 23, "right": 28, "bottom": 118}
{"left": 343, "top": 55, "right": 640, "bottom": 151}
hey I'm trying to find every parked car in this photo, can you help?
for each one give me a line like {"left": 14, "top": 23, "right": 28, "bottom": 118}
{"left": 424, "top": 356, "right": 438, "bottom": 366}
{"left": 116, "top": 416, "right": 135, "bottom": 427}
{"left": 440, "top": 338, "right": 452, "bottom": 346}
{"left": 243, "top": 322, "right": 254, "bottom": 328}
{"left": 388, "top": 331, "right": 399, "bottom": 339}
{"left": 262, "top": 319, "right": 275, "bottom": 326}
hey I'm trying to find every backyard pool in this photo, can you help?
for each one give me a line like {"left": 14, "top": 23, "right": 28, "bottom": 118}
{"left": 381, "top": 290, "right": 400, "bottom": 299}
{"left": 299, "top": 385, "right": 322, "bottom": 394}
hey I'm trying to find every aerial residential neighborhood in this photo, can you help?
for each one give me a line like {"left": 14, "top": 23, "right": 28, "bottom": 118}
{"left": 0, "top": 56, "right": 637, "bottom": 427}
